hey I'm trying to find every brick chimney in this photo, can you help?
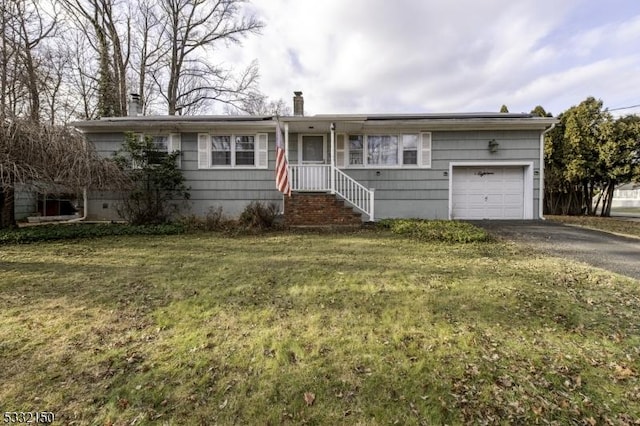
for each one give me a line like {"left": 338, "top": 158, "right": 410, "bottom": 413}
{"left": 293, "top": 91, "right": 304, "bottom": 116}
{"left": 128, "top": 93, "right": 142, "bottom": 117}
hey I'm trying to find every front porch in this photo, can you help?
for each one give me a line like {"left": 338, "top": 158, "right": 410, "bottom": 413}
{"left": 288, "top": 164, "right": 375, "bottom": 221}
{"left": 281, "top": 118, "right": 376, "bottom": 222}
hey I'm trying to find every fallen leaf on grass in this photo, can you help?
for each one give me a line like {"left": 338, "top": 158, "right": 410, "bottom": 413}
{"left": 304, "top": 392, "right": 315, "bottom": 406}
{"left": 614, "top": 364, "right": 635, "bottom": 380}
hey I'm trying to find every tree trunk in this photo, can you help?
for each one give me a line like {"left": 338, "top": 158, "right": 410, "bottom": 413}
{"left": 583, "top": 180, "right": 593, "bottom": 215}
{"left": 601, "top": 180, "right": 616, "bottom": 217}
{"left": 0, "top": 7, "right": 8, "bottom": 121}
{"left": 104, "top": 7, "right": 129, "bottom": 116}
{"left": 23, "top": 45, "right": 40, "bottom": 122}
{"left": 0, "top": 184, "right": 16, "bottom": 229}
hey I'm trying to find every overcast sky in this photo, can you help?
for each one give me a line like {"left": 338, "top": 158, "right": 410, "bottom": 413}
{"left": 221, "top": 0, "right": 640, "bottom": 117}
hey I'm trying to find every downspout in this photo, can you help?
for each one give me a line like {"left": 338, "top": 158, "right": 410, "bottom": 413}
{"left": 539, "top": 122, "right": 556, "bottom": 220}
{"left": 67, "top": 132, "right": 89, "bottom": 223}
{"left": 66, "top": 187, "right": 88, "bottom": 223}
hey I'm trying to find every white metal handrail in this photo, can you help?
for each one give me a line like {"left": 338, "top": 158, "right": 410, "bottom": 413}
{"left": 288, "top": 164, "right": 375, "bottom": 221}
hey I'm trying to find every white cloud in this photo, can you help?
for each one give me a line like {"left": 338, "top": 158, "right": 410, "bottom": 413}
{"left": 218, "top": 0, "right": 640, "bottom": 116}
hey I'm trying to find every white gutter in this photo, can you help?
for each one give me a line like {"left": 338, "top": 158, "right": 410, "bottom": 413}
{"left": 67, "top": 132, "right": 90, "bottom": 223}
{"left": 539, "top": 123, "right": 557, "bottom": 220}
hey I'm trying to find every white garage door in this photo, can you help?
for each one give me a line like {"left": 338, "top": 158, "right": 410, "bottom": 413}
{"left": 452, "top": 166, "right": 525, "bottom": 219}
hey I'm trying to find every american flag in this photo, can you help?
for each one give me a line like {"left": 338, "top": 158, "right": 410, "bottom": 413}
{"left": 275, "top": 121, "right": 291, "bottom": 196}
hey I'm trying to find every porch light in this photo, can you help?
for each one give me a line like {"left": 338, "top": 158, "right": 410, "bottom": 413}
{"left": 488, "top": 139, "right": 499, "bottom": 153}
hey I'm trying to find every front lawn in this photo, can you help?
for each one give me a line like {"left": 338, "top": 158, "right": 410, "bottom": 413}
{"left": 0, "top": 231, "right": 638, "bottom": 424}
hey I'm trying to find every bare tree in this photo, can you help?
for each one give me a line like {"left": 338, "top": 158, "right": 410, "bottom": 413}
{"left": 62, "top": 0, "right": 130, "bottom": 117}
{"left": 237, "top": 96, "right": 292, "bottom": 116}
{"left": 67, "top": 31, "right": 100, "bottom": 120}
{"left": 0, "top": 120, "right": 127, "bottom": 227}
{"left": 1, "top": 0, "right": 29, "bottom": 119}
{"left": 156, "top": 0, "right": 263, "bottom": 115}
{"left": 40, "top": 42, "right": 69, "bottom": 125}
{"left": 131, "top": 0, "right": 166, "bottom": 114}
{"left": 13, "top": 0, "right": 57, "bottom": 122}
{"left": 0, "top": 1, "right": 14, "bottom": 120}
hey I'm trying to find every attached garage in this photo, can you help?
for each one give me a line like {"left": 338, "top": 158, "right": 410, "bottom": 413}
{"left": 449, "top": 163, "right": 534, "bottom": 220}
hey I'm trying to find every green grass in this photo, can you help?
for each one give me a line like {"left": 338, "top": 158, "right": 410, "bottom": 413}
{"left": 378, "top": 219, "right": 492, "bottom": 243}
{"left": 1, "top": 230, "right": 639, "bottom": 425}
{"left": 547, "top": 215, "right": 640, "bottom": 238}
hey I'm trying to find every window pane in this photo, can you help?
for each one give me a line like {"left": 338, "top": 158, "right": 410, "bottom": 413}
{"left": 236, "top": 152, "right": 255, "bottom": 165}
{"left": 403, "top": 151, "right": 418, "bottom": 165}
{"left": 235, "top": 135, "right": 255, "bottom": 151}
{"left": 349, "top": 135, "right": 363, "bottom": 150}
{"left": 151, "top": 135, "right": 168, "bottom": 151}
{"left": 212, "top": 136, "right": 231, "bottom": 151}
{"left": 235, "top": 135, "right": 255, "bottom": 165}
{"left": 212, "top": 152, "right": 231, "bottom": 165}
{"left": 402, "top": 134, "right": 418, "bottom": 150}
{"left": 145, "top": 135, "right": 169, "bottom": 164}
{"left": 349, "top": 135, "right": 363, "bottom": 165}
{"left": 402, "top": 134, "right": 418, "bottom": 165}
{"left": 212, "top": 136, "right": 231, "bottom": 166}
{"left": 368, "top": 135, "right": 398, "bottom": 165}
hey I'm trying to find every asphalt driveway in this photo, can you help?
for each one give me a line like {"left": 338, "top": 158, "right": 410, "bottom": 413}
{"left": 472, "top": 220, "right": 640, "bottom": 281}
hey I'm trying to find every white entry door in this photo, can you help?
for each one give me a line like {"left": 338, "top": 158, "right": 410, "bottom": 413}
{"left": 301, "top": 135, "right": 325, "bottom": 163}
{"left": 297, "top": 135, "right": 328, "bottom": 190}
{"left": 451, "top": 166, "right": 525, "bottom": 219}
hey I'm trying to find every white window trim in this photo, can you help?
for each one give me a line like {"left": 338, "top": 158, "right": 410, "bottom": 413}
{"left": 342, "top": 131, "right": 432, "bottom": 169}
{"left": 131, "top": 132, "right": 181, "bottom": 168}
{"left": 198, "top": 132, "right": 268, "bottom": 169}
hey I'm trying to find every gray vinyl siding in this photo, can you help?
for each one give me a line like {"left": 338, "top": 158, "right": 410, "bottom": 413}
{"left": 435, "top": 130, "right": 541, "bottom": 219}
{"left": 86, "top": 131, "right": 282, "bottom": 220}
{"left": 84, "top": 133, "right": 126, "bottom": 220}
{"left": 337, "top": 130, "right": 542, "bottom": 220}
{"left": 14, "top": 185, "right": 37, "bottom": 220}
{"left": 85, "top": 128, "right": 543, "bottom": 221}
{"left": 181, "top": 133, "right": 281, "bottom": 216}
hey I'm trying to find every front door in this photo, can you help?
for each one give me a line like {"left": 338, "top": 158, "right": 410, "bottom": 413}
{"left": 301, "top": 135, "right": 325, "bottom": 163}
{"left": 299, "top": 135, "right": 327, "bottom": 190}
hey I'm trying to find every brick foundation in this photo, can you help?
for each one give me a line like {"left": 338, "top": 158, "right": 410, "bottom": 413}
{"left": 284, "top": 192, "right": 362, "bottom": 226}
